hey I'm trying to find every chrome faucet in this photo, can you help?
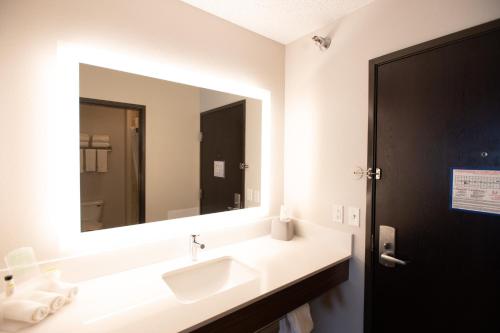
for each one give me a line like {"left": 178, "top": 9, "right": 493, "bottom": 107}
{"left": 190, "top": 234, "right": 205, "bottom": 261}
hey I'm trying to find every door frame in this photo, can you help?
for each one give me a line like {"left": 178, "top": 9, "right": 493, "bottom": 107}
{"left": 199, "top": 100, "right": 246, "bottom": 214}
{"left": 363, "top": 18, "right": 500, "bottom": 333}
{"left": 80, "top": 97, "right": 146, "bottom": 224}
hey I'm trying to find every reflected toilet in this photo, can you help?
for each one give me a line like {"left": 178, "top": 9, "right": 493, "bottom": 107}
{"left": 81, "top": 200, "right": 104, "bottom": 231}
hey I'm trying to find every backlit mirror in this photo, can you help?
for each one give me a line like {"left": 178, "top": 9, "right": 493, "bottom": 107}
{"left": 79, "top": 64, "right": 262, "bottom": 232}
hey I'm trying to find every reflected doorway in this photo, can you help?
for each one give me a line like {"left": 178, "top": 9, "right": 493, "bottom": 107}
{"left": 79, "top": 98, "right": 145, "bottom": 231}
{"left": 200, "top": 100, "right": 246, "bottom": 214}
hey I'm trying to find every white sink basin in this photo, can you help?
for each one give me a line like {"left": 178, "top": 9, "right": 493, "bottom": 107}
{"left": 162, "top": 256, "right": 260, "bottom": 303}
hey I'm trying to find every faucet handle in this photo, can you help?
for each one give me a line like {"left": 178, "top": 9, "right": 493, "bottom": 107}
{"left": 189, "top": 234, "right": 205, "bottom": 261}
{"left": 191, "top": 234, "right": 205, "bottom": 249}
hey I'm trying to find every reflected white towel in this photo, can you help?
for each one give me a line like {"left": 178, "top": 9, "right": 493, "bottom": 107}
{"left": 85, "top": 149, "right": 96, "bottom": 172}
{"left": 80, "top": 149, "right": 84, "bottom": 173}
{"left": 29, "top": 291, "right": 66, "bottom": 314}
{"left": 97, "top": 149, "right": 108, "bottom": 173}
{"left": 80, "top": 133, "right": 90, "bottom": 147}
{"left": 92, "top": 134, "right": 109, "bottom": 143}
{"left": 1, "top": 300, "right": 49, "bottom": 324}
{"left": 279, "top": 304, "right": 313, "bottom": 333}
{"left": 92, "top": 142, "right": 110, "bottom": 148}
{"left": 44, "top": 280, "right": 79, "bottom": 303}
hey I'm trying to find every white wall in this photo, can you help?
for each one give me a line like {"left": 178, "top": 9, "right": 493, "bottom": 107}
{"left": 80, "top": 64, "right": 201, "bottom": 222}
{"left": 199, "top": 89, "right": 262, "bottom": 208}
{"left": 0, "top": 0, "right": 284, "bottom": 262}
{"left": 284, "top": 0, "right": 500, "bottom": 332}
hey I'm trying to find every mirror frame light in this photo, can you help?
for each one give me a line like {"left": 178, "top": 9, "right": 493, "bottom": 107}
{"left": 53, "top": 42, "right": 271, "bottom": 254}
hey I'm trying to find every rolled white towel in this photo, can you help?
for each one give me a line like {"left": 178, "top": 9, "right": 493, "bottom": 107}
{"left": 44, "top": 280, "right": 79, "bottom": 303}
{"left": 1, "top": 300, "right": 49, "bottom": 324}
{"left": 28, "top": 291, "right": 66, "bottom": 314}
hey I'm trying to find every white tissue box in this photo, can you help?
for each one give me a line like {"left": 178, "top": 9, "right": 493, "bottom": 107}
{"left": 271, "top": 218, "right": 294, "bottom": 241}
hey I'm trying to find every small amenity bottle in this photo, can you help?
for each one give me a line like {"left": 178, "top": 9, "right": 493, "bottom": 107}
{"left": 3, "top": 275, "right": 15, "bottom": 297}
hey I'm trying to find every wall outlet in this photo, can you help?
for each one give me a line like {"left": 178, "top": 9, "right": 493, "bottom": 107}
{"left": 253, "top": 190, "right": 260, "bottom": 203}
{"left": 246, "top": 188, "right": 253, "bottom": 202}
{"left": 348, "top": 207, "right": 360, "bottom": 227}
{"left": 332, "top": 205, "right": 343, "bottom": 224}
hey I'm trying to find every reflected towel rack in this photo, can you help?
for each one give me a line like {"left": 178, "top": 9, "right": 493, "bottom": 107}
{"left": 95, "top": 147, "right": 112, "bottom": 151}
{"left": 81, "top": 146, "right": 113, "bottom": 152}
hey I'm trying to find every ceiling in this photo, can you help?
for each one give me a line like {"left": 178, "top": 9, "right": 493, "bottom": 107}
{"left": 180, "top": 0, "right": 375, "bottom": 44}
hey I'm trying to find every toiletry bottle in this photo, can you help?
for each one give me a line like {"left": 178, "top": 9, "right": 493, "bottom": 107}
{"left": 3, "top": 275, "right": 15, "bottom": 297}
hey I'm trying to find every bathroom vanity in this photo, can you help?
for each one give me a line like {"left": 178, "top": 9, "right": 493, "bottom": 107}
{"left": 0, "top": 43, "right": 350, "bottom": 333}
{"left": 8, "top": 221, "right": 351, "bottom": 333}
{"left": 191, "top": 258, "right": 349, "bottom": 332}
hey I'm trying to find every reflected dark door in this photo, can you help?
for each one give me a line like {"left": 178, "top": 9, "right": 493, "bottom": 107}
{"left": 200, "top": 100, "right": 245, "bottom": 214}
{"left": 368, "top": 21, "right": 500, "bottom": 333}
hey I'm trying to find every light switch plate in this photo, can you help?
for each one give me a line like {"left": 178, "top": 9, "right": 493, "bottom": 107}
{"left": 246, "top": 188, "right": 253, "bottom": 202}
{"left": 348, "top": 207, "right": 360, "bottom": 227}
{"left": 332, "top": 205, "right": 343, "bottom": 224}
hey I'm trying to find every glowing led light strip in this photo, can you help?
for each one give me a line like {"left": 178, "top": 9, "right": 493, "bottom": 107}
{"left": 54, "top": 42, "right": 271, "bottom": 254}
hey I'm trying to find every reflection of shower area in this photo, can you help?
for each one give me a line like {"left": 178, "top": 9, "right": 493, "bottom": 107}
{"left": 80, "top": 99, "right": 144, "bottom": 231}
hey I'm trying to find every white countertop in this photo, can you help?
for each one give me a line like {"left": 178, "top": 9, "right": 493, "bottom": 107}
{"left": 1, "top": 223, "right": 351, "bottom": 333}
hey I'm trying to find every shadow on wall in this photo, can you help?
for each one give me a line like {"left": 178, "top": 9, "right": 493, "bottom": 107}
{"left": 319, "top": 285, "right": 346, "bottom": 310}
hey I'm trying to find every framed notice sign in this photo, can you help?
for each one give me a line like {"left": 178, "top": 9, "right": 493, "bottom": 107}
{"left": 451, "top": 169, "right": 500, "bottom": 215}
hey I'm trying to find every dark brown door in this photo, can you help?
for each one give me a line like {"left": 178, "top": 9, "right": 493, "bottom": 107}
{"left": 200, "top": 100, "right": 245, "bottom": 214}
{"left": 367, "top": 21, "right": 500, "bottom": 333}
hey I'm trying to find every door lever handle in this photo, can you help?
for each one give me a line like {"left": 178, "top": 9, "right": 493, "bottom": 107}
{"left": 379, "top": 226, "right": 408, "bottom": 267}
{"left": 380, "top": 253, "right": 408, "bottom": 266}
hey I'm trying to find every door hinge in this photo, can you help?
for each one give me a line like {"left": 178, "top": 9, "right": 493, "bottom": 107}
{"left": 353, "top": 167, "right": 381, "bottom": 180}
{"left": 239, "top": 162, "right": 249, "bottom": 170}
{"left": 199, "top": 132, "right": 203, "bottom": 142}
{"left": 370, "top": 168, "right": 382, "bottom": 180}
{"left": 370, "top": 234, "right": 374, "bottom": 252}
